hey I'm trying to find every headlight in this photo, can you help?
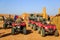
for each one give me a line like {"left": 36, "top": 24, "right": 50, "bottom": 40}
{"left": 45, "top": 27, "right": 48, "bottom": 29}
{"left": 17, "top": 26, "right": 20, "bottom": 28}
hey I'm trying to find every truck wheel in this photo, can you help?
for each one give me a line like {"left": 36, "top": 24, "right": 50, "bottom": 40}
{"left": 33, "top": 24, "right": 36, "bottom": 30}
{"left": 41, "top": 28, "right": 45, "bottom": 37}
{"left": 3, "top": 23, "right": 7, "bottom": 29}
{"left": 11, "top": 28, "right": 16, "bottom": 35}
{"left": 38, "top": 27, "right": 41, "bottom": 34}
{"left": 54, "top": 30, "right": 59, "bottom": 37}
{"left": 23, "top": 27, "right": 26, "bottom": 35}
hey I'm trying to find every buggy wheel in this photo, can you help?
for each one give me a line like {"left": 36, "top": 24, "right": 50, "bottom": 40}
{"left": 33, "top": 24, "right": 36, "bottom": 30}
{"left": 28, "top": 24, "right": 30, "bottom": 27}
{"left": 38, "top": 27, "right": 41, "bottom": 34}
{"left": 7, "top": 25, "right": 12, "bottom": 28}
{"left": 11, "top": 27, "right": 16, "bottom": 35}
{"left": 30, "top": 24, "right": 33, "bottom": 29}
{"left": 3, "top": 23, "right": 7, "bottom": 29}
{"left": 23, "top": 27, "right": 26, "bottom": 35}
{"left": 28, "top": 23, "right": 31, "bottom": 27}
{"left": 41, "top": 28, "right": 45, "bottom": 37}
{"left": 54, "top": 30, "right": 59, "bottom": 37}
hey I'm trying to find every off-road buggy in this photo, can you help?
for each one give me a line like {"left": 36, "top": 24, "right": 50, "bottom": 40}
{"left": 37, "top": 20, "right": 59, "bottom": 37}
{"left": 11, "top": 18, "right": 26, "bottom": 35}
{"left": 30, "top": 15, "right": 44, "bottom": 30}
{"left": 3, "top": 17, "right": 14, "bottom": 29}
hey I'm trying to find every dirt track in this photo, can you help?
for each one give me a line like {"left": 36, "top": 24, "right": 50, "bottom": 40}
{"left": 0, "top": 21, "right": 60, "bottom": 40}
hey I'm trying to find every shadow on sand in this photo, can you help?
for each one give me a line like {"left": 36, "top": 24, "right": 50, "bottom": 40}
{"left": 14, "top": 30, "right": 33, "bottom": 35}
{"left": 0, "top": 33, "right": 11, "bottom": 38}
{"left": 26, "top": 30, "right": 33, "bottom": 34}
{"left": 0, "top": 27, "right": 3, "bottom": 29}
{"left": 0, "top": 27, "right": 12, "bottom": 30}
{"left": 0, "top": 30, "right": 33, "bottom": 38}
{"left": 45, "top": 34, "right": 59, "bottom": 37}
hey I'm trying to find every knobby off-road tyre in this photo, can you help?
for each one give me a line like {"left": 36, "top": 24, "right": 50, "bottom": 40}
{"left": 11, "top": 27, "right": 16, "bottom": 35}
{"left": 3, "top": 23, "right": 7, "bottom": 29}
{"left": 54, "top": 30, "right": 59, "bottom": 37}
{"left": 28, "top": 23, "right": 31, "bottom": 27}
{"left": 30, "top": 24, "right": 33, "bottom": 29}
{"left": 23, "top": 27, "right": 26, "bottom": 35}
{"left": 33, "top": 24, "right": 36, "bottom": 31}
{"left": 28, "top": 24, "right": 30, "bottom": 27}
{"left": 41, "top": 28, "right": 45, "bottom": 37}
{"left": 38, "top": 27, "right": 41, "bottom": 34}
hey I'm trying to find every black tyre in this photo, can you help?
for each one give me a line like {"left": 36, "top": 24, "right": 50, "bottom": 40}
{"left": 11, "top": 27, "right": 16, "bottom": 35}
{"left": 38, "top": 27, "right": 41, "bottom": 34}
{"left": 33, "top": 24, "right": 36, "bottom": 30}
{"left": 41, "top": 28, "right": 45, "bottom": 37}
{"left": 28, "top": 24, "right": 30, "bottom": 27}
{"left": 28, "top": 23, "right": 31, "bottom": 27}
{"left": 30, "top": 24, "right": 33, "bottom": 29}
{"left": 7, "top": 24, "right": 12, "bottom": 28}
{"left": 23, "top": 27, "right": 26, "bottom": 35}
{"left": 54, "top": 30, "right": 59, "bottom": 37}
{"left": 3, "top": 23, "right": 7, "bottom": 29}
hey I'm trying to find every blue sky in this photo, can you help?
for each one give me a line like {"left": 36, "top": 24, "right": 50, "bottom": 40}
{"left": 0, "top": 0, "right": 60, "bottom": 15}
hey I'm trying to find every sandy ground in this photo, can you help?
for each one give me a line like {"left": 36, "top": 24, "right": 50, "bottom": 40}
{"left": 0, "top": 22, "right": 60, "bottom": 40}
